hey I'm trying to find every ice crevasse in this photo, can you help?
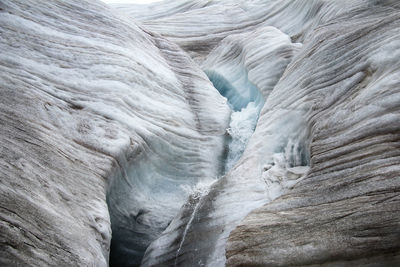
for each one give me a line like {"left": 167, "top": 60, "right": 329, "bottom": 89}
{"left": 1, "top": 0, "right": 400, "bottom": 267}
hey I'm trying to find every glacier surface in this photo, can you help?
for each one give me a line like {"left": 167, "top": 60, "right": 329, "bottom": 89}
{"left": 1, "top": 0, "right": 230, "bottom": 265}
{"left": 1, "top": 0, "right": 400, "bottom": 266}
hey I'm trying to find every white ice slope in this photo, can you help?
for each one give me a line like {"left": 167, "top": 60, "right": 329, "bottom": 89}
{"left": 130, "top": 0, "right": 400, "bottom": 266}
{"left": 1, "top": 0, "right": 400, "bottom": 266}
{"left": 0, "top": 0, "right": 230, "bottom": 266}
{"left": 142, "top": 24, "right": 304, "bottom": 267}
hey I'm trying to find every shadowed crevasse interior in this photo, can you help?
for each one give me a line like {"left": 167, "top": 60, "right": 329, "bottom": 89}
{"left": 106, "top": 69, "right": 265, "bottom": 266}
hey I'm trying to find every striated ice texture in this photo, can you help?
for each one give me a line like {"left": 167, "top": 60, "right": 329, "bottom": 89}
{"left": 200, "top": 25, "right": 301, "bottom": 174}
{"left": 0, "top": 0, "right": 230, "bottom": 266}
{"left": 1, "top": 0, "right": 400, "bottom": 266}
{"left": 142, "top": 23, "right": 305, "bottom": 266}
{"left": 135, "top": 1, "right": 400, "bottom": 267}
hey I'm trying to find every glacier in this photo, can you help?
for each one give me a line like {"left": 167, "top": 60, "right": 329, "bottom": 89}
{"left": 0, "top": 0, "right": 231, "bottom": 265}
{"left": 1, "top": 0, "right": 400, "bottom": 266}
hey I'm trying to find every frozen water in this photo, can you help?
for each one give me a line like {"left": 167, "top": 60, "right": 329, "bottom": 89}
{"left": 3, "top": 1, "right": 399, "bottom": 267}
{"left": 225, "top": 102, "right": 261, "bottom": 171}
{"left": 206, "top": 68, "right": 264, "bottom": 173}
{"left": 143, "top": 25, "right": 304, "bottom": 267}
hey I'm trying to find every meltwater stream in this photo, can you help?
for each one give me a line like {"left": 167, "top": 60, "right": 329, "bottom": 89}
{"left": 108, "top": 68, "right": 264, "bottom": 267}
{"left": 205, "top": 70, "right": 264, "bottom": 173}
{"left": 225, "top": 102, "right": 260, "bottom": 171}
{"left": 172, "top": 71, "right": 264, "bottom": 267}
{"left": 172, "top": 70, "right": 265, "bottom": 267}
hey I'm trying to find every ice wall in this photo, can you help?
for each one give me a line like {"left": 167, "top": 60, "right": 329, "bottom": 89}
{"left": 116, "top": 0, "right": 323, "bottom": 63}
{"left": 202, "top": 26, "right": 302, "bottom": 173}
{"left": 142, "top": 26, "right": 304, "bottom": 266}
{"left": 0, "top": 0, "right": 230, "bottom": 266}
{"left": 1, "top": 0, "right": 400, "bottom": 266}
{"left": 137, "top": 1, "right": 400, "bottom": 266}
{"left": 226, "top": 3, "right": 400, "bottom": 265}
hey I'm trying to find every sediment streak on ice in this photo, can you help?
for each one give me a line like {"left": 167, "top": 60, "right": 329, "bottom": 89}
{"left": 0, "top": 0, "right": 230, "bottom": 266}
{"left": 138, "top": 1, "right": 400, "bottom": 267}
{"left": 142, "top": 23, "right": 304, "bottom": 267}
{"left": 2, "top": 0, "right": 400, "bottom": 266}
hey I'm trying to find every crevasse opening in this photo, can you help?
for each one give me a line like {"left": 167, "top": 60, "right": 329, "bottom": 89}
{"left": 107, "top": 68, "right": 264, "bottom": 267}
{"left": 205, "top": 70, "right": 263, "bottom": 112}
{"left": 205, "top": 70, "right": 264, "bottom": 172}
{"left": 107, "top": 141, "right": 211, "bottom": 266}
